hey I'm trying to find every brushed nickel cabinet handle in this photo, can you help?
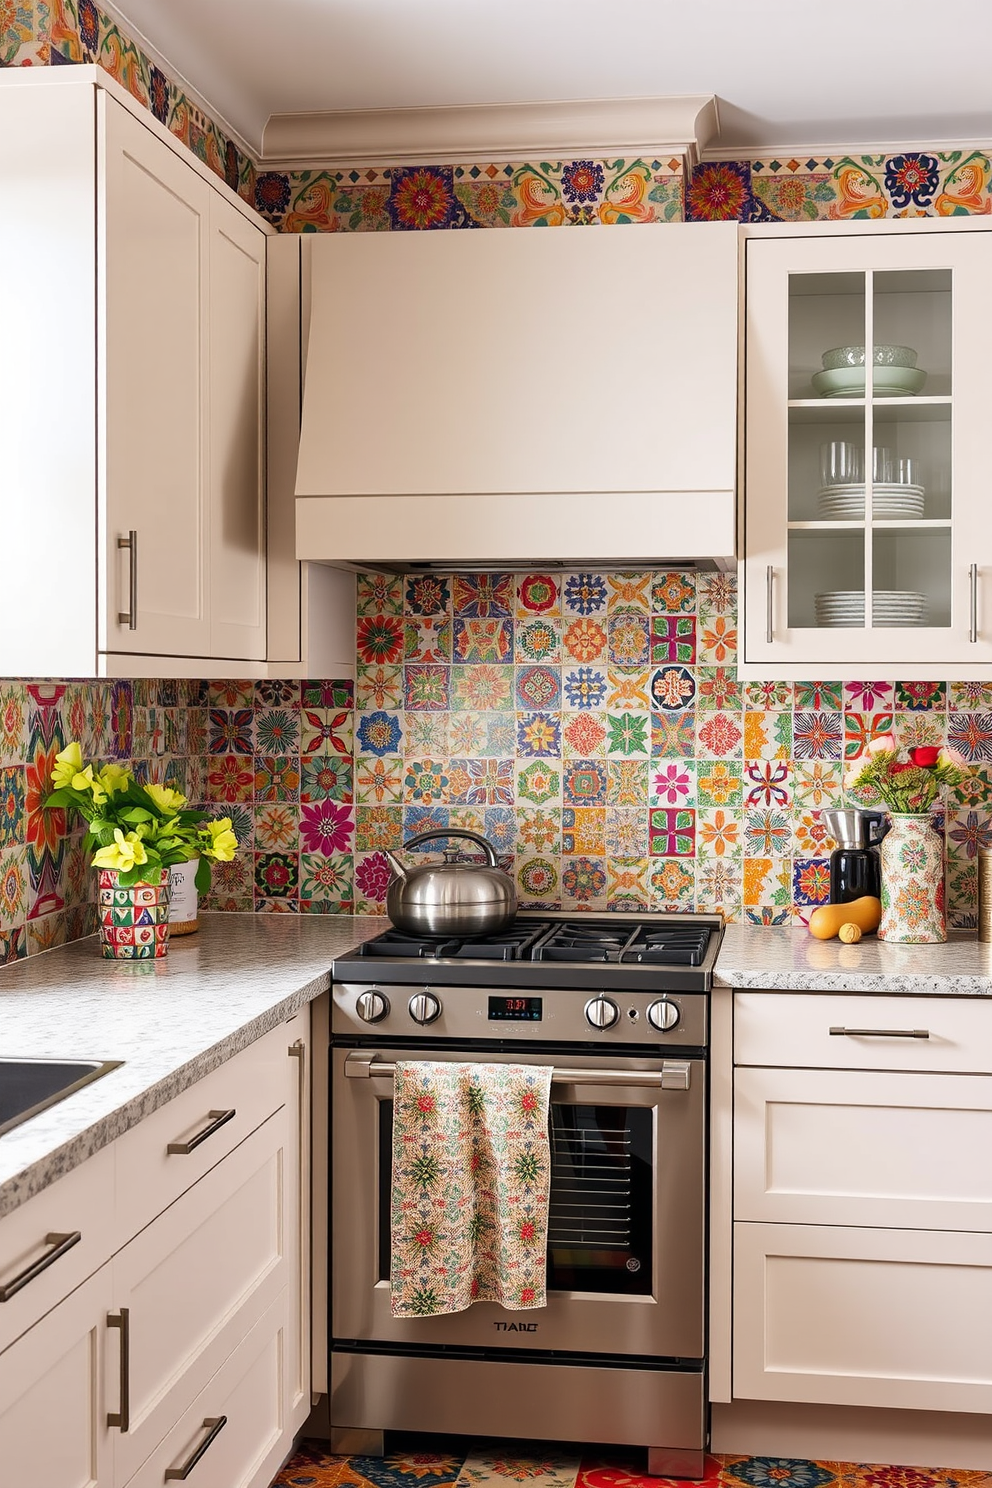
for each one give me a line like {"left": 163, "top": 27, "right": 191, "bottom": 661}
{"left": 765, "top": 564, "right": 774, "bottom": 643}
{"left": 167, "top": 1108, "right": 236, "bottom": 1155}
{"left": 117, "top": 530, "right": 138, "bottom": 630}
{"left": 107, "top": 1308, "right": 130, "bottom": 1431}
{"left": 829, "top": 1026, "right": 930, "bottom": 1039}
{"left": 0, "top": 1229, "right": 81, "bottom": 1302}
{"left": 165, "top": 1416, "right": 227, "bottom": 1480}
{"left": 289, "top": 1038, "right": 305, "bottom": 1068}
{"left": 970, "top": 562, "right": 979, "bottom": 643}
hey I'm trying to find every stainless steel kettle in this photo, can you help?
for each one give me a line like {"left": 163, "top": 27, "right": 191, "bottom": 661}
{"left": 383, "top": 829, "right": 517, "bottom": 938}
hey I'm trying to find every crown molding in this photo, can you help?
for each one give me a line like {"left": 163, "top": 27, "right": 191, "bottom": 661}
{"left": 260, "top": 94, "right": 718, "bottom": 169}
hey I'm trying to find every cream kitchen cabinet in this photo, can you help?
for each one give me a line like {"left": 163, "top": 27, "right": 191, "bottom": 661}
{"left": 0, "top": 67, "right": 268, "bottom": 678}
{"left": 294, "top": 222, "right": 739, "bottom": 567}
{"left": 739, "top": 219, "right": 992, "bottom": 680}
{"left": 0, "top": 1012, "right": 309, "bottom": 1488}
{"left": 731, "top": 991, "right": 992, "bottom": 1414}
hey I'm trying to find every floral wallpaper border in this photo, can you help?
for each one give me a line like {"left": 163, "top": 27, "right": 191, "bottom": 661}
{"left": 3, "top": 2, "right": 992, "bottom": 229}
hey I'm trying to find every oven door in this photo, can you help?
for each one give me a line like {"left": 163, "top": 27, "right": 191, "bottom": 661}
{"left": 331, "top": 1046, "right": 705, "bottom": 1360}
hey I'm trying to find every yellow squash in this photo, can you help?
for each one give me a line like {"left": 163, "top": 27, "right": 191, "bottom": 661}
{"left": 808, "top": 895, "right": 882, "bottom": 941}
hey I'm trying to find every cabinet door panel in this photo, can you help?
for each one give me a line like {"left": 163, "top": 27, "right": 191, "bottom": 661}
{"left": 111, "top": 1107, "right": 288, "bottom": 1483}
{"left": 0, "top": 1262, "right": 112, "bottom": 1488}
{"left": 741, "top": 225, "right": 992, "bottom": 679}
{"left": 735, "top": 1066, "right": 992, "bottom": 1229}
{"left": 733, "top": 1221, "right": 992, "bottom": 1413}
{"left": 101, "top": 95, "right": 209, "bottom": 658}
{"left": 208, "top": 194, "right": 266, "bottom": 660}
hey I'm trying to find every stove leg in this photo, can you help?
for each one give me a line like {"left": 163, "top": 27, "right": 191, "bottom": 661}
{"left": 329, "top": 1428, "right": 385, "bottom": 1457}
{"left": 647, "top": 1447, "right": 706, "bottom": 1480}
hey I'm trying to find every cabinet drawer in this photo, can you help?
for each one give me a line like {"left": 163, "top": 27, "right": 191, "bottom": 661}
{"left": 111, "top": 1103, "right": 289, "bottom": 1485}
{"left": 0, "top": 1143, "right": 114, "bottom": 1355}
{"left": 735, "top": 991, "right": 991, "bottom": 1073}
{"left": 733, "top": 1220, "right": 992, "bottom": 1413}
{"left": 127, "top": 1290, "right": 289, "bottom": 1488}
{"left": 115, "top": 1021, "right": 288, "bottom": 1241}
{"left": 735, "top": 1066, "right": 992, "bottom": 1229}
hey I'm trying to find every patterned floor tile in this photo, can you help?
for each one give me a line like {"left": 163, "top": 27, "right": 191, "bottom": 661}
{"left": 457, "top": 1445, "right": 581, "bottom": 1488}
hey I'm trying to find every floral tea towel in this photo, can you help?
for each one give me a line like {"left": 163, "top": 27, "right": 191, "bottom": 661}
{"left": 390, "top": 1061, "right": 553, "bottom": 1318}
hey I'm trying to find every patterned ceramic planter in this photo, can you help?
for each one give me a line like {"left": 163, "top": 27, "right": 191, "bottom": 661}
{"left": 97, "top": 869, "right": 170, "bottom": 959}
{"left": 878, "top": 813, "right": 946, "bottom": 944}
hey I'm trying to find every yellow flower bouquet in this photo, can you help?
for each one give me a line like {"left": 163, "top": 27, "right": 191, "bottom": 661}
{"left": 45, "top": 742, "right": 238, "bottom": 892}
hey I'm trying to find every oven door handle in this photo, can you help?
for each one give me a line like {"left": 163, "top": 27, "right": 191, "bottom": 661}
{"left": 343, "top": 1053, "right": 691, "bottom": 1089}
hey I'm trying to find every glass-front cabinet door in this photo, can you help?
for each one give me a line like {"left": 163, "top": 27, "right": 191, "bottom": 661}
{"left": 741, "top": 226, "right": 992, "bottom": 678}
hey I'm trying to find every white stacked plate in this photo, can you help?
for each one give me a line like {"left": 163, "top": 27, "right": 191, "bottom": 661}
{"left": 814, "top": 590, "right": 929, "bottom": 627}
{"left": 816, "top": 482, "right": 925, "bottom": 520}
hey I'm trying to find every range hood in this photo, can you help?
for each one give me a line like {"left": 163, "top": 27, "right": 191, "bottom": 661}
{"left": 292, "top": 221, "right": 739, "bottom": 572}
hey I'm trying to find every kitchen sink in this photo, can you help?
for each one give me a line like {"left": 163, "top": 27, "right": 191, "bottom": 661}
{"left": 0, "top": 1058, "right": 123, "bottom": 1138}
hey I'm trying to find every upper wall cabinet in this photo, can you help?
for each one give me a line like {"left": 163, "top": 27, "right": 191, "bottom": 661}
{"left": 0, "top": 70, "right": 268, "bottom": 678}
{"left": 739, "top": 221, "right": 992, "bottom": 680}
{"left": 295, "top": 223, "right": 739, "bottom": 568}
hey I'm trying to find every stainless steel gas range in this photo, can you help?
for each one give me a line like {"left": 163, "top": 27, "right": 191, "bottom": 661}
{"left": 328, "top": 910, "right": 723, "bottom": 1479}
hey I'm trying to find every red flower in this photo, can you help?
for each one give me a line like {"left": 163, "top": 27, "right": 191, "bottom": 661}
{"left": 415, "top": 1228, "right": 433, "bottom": 1247}
{"left": 520, "top": 1221, "right": 536, "bottom": 1242}
{"left": 520, "top": 1090, "right": 538, "bottom": 1112}
{"left": 688, "top": 163, "right": 748, "bottom": 222}
{"left": 416, "top": 1094, "right": 436, "bottom": 1114}
{"left": 908, "top": 746, "right": 941, "bottom": 767}
{"left": 520, "top": 1287, "right": 536, "bottom": 1304}
{"left": 392, "top": 168, "right": 453, "bottom": 229}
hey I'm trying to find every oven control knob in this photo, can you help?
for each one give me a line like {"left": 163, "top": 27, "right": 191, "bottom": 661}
{"left": 409, "top": 991, "right": 441, "bottom": 1025}
{"left": 585, "top": 995, "right": 620, "bottom": 1031}
{"left": 647, "top": 998, "right": 681, "bottom": 1032}
{"left": 356, "top": 990, "right": 389, "bottom": 1024}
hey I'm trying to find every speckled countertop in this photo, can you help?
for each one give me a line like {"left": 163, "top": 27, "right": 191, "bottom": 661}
{"left": 0, "top": 913, "right": 384, "bottom": 1217}
{"left": 717, "top": 922, "right": 992, "bottom": 996}
{"left": 2, "top": 913, "right": 989, "bottom": 1219}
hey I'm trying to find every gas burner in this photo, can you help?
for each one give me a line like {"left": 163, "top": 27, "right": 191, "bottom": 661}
{"left": 354, "top": 921, "right": 551, "bottom": 962}
{"left": 337, "top": 911, "right": 723, "bottom": 992}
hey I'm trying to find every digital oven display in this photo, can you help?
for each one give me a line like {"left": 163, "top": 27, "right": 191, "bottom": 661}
{"left": 487, "top": 995, "right": 543, "bottom": 1022}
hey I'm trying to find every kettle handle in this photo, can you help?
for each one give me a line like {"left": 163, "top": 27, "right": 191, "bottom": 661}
{"left": 863, "top": 811, "right": 890, "bottom": 846}
{"left": 403, "top": 829, "right": 498, "bottom": 868}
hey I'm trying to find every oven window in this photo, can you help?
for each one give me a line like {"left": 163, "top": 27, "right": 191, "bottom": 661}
{"left": 377, "top": 1100, "right": 653, "bottom": 1296}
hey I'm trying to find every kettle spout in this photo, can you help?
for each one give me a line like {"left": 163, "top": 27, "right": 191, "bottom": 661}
{"left": 383, "top": 849, "right": 407, "bottom": 882}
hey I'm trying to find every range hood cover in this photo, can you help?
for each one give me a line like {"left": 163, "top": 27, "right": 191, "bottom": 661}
{"left": 294, "top": 225, "right": 739, "bottom": 569}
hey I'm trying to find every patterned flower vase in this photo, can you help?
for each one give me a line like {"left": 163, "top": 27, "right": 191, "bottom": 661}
{"left": 878, "top": 813, "right": 946, "bottom": 944}
{"left": 97, "top": 870, "right": 171, "bottom": 960}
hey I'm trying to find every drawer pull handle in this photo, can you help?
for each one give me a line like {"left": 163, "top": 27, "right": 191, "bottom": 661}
{"left": 107, "top": 1308, "right": 130, "bottom": 1431}
{"left": 167, "top": 1108, "right": 236, "bottom": 1155}
{"left": 829, "top": 1026, "right": 930, "bottom": 1039}
{"left": 0, "top": 1229, "right": 81, "bottom": 1302}
{"left": 164, "top": 1415, "right": 227, "bottom": 1480}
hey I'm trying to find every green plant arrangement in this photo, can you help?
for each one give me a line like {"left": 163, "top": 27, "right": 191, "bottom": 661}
{"left": 44, "top": 741, "right": 237, "bottom": 890}
{"left": 848, "top": 740, "right": 966, "bottom": 814}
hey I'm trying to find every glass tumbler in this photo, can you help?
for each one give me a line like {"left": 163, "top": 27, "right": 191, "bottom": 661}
{"left": 820, "top": 440, "right": 860, "bottom": 486}
{"left": 872, "top": 446, "right": 895, "bottom": 483}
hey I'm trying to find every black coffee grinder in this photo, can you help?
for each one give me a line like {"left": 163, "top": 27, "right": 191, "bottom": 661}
{"left": 823, "top": 809, "right": 888, "bottom": 903}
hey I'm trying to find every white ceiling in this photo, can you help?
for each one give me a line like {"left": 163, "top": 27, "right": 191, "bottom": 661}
{"left": 110, "top": 0, "right": 992, "bottom": 160}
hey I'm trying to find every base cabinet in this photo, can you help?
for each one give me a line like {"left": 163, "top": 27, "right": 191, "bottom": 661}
{"left": 0, "top": 1013, "right": 309, "bottom": 1488}
{"left": 730, "top": 991, "right": 992, "bottom": 1418}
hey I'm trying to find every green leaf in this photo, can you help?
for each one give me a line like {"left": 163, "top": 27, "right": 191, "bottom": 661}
{"left": 121, "top": 807, "right": 153, "bottom": 823}
{"left": 195, "top": 857, "right": 212, "bottom": 894}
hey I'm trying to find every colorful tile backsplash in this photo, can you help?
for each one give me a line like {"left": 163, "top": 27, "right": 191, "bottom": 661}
{"left": 3, "top": 573, "right": 991, "bottom": 961}
{"left": 4, "top": 3, "right": 992, "bottom": 229}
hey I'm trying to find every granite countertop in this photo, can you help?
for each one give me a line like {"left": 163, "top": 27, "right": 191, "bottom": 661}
{"left": 0, "top": 913, "right": 384, "bottom": 1217}
{"left": 717, "top": 922, "right": 992, "bottom": 996}
{"left": 2, "top": 912, "right": 990, "bottom": 1219}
